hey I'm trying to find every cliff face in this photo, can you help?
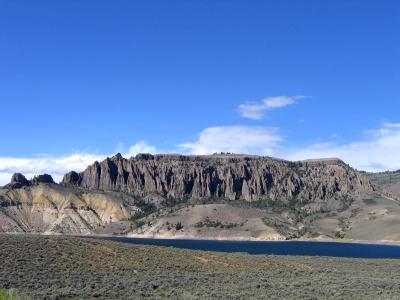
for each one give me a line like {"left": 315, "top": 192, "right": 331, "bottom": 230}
{"left": 0, "top": 184, "right": 132, "bottom": 234}
{"left": 62, "top": 154, "right": 373, "bottom": 202}
{"left": 4, "top": 173, "right": 55, "bottom": 189}
{"left": 0, "top": 154, "right": 384, "bottom": 239}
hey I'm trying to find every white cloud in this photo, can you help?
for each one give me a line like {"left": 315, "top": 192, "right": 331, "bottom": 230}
{"left": 0, "top": 141, "right": 158, "bottom": 186}
{"left": 0, "top": 153, "right": 104, "bottom": 185}
{"left": 2, "top": 123, "right": 400, "bottom": 186}
{"left": 179, "top": 123, "right": 400, "bottom": 172}
{"left": 283, "top": 123, "right": 400, "bottom": 172}
{"left": 179, "top": 125, "right": 282, "bottom": 155}
{"left": 125, "top": 141, "right": 157, "bottom": 157}
{"left": 329, "top": 133, "right": 338, "bottom": 139}
{"left": 238, "top": 96, "right": 305, "bottom": 120}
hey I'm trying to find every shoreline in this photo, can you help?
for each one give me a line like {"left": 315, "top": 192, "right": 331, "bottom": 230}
{"left": 3, "top": 234, "right": 400, "bottom": 299}
{"left": 4, "top": 232, "right": 400, "bottom": 247}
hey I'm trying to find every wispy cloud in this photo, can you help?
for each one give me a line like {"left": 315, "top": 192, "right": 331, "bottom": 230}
{"left": 179, "top": 122, "right": 400, "bottom": 172}
{"left": 283, "top": 123, "right": 400, "bottom": 172}
{"left": 2, "top": 123, "right": 400, "bottom": 186}
{"left": 0, "top": 141, "right": 158, "bottom": 185}
{"left": 0, "top": 153, "right": 104, "bottom": 185}
{"left": 116, "top": 141, "right": 158, "bottom": 158}
{"left": 179, "top": 125, "right": 282, "bottom": 155}
{"left": 238, "top": 96, "right": 306, "bottom": 120}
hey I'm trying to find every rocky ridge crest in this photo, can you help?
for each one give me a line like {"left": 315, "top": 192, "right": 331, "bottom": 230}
{"left": 4, "top": 173, "right": 55, "bottom": 189}
{"left": 62, "top": 153, "right": 374, "bottom": 202}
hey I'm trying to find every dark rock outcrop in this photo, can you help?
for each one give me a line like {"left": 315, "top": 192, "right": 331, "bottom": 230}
{"left": 31, "top": 174, "right": 55, "bottom": 185}
{"left": 62, "top": 154, "right": 374, "bottom": 201}
{"left": 4, "top": 173, "right": 31, "bottom": 189}
{"left": 62, "top": 171, "right": 81, "bottom": 185}
{"left": 4, "top": 173, "right": 55, "bottom": 189}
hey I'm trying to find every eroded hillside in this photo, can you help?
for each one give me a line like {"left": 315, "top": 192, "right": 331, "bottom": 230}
{"left": 1, "top": 154, "right": 386, "bottom": 240}
{"left": 0, "top": 175, "right": 134, "bottom": 234}
{"left": 62, "top": 153, "right": 373, "bottom": 201}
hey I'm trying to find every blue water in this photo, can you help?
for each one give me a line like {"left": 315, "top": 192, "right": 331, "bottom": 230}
{"left": 96, "top": 237, "right": 400, "bottom": 259}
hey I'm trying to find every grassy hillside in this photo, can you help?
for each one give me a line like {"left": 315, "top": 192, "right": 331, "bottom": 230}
{"left": 366, "top": 170, "right": 400, "bottom": 197}
{"left": 1, "top": 235, "right": 400, "bottom": 299}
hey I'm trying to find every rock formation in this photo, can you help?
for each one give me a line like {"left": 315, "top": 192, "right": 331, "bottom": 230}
{"left": 62, "top": 153, "right": 374, "bottom": 202}
{"left": 0, "top": 183, "right": 132, "bottom": 234}
{"left": 30, "top": 174, "right": 55, "bottom": 185}
{"left": 5, "top": 173, "right": 31, "bottom": 189}
{"left": 1, "top": 154, "right": 394, "bottom": 240}
{"left": 3, "top": 173, "right": 55, "bottom": 189}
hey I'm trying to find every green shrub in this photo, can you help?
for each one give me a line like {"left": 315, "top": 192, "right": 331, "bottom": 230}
{"left": 163, "top": 196, "right": 190, "bottom": 208}
{"left": 175, "top": 222, "right": 184, "bottom": 231}
{"left": 335, "top": 230, "right": 345, "bottom": 239}
{"left": 131, "top": 220, "right": 145, "bottom": 229}
{"left": 195, "top": 217, "right": 239, "bottom": 229}
{"left": 129, "top": 198, "right": 157, "bottom": 221}
{"left": 0, "top": 289, "right": 30, "bottom": 300}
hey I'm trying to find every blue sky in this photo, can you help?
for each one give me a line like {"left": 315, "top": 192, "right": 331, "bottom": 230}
{"left": 0, "top": 0, "right": 399, "bottom": 183}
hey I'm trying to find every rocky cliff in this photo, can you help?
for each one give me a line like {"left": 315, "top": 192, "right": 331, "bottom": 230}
{"left": 4, "top": 173, "right": 55, "bottom": 189}
{"left": 62, "top": 153, "right": 373, "bottom": 202}
{"left": 0, "top": 154, "right": 390, "bottom": 240}
{"left": 0, "top": 180, "right": 133, "bottom": 234}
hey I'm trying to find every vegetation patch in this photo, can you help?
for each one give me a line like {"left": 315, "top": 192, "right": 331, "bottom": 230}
{"left": 363, "top": 198, "right": 377, "bottom": 205}
{"left": 2, "top": 234, "right": 400, "bottom": 299}
{"left": 0, "top": 288, "right": 30, "bottom": 300}
{"left": 129, "top": 198, "right": 157, "bottom": 221}
{"left": 195, "top": 217, "right": 240, "bottom": 229}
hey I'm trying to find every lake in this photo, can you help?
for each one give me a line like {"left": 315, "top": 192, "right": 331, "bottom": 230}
{"left": 96, "top": 237, "right": 400, "bottom": 259}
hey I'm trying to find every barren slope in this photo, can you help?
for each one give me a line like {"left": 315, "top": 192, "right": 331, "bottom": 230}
{"left": 3, "top": 154, "right": 400, "bottom": 242}
{"left": 0, "top": 184, "right": 133, "bottom": 234}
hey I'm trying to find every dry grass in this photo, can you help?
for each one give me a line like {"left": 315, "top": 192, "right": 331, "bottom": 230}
{"left": 1, "top": 234, "right": 400, "bottom": 299}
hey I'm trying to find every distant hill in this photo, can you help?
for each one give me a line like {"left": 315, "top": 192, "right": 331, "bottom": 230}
{"left": 61, "top": 153, "right": 373, "bottom": 201}
{"left": 365, "top": 170, "right": 400, "bottom": 198}
{"left": 3, "top": 153, "right": 400, "bottom": 242}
